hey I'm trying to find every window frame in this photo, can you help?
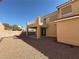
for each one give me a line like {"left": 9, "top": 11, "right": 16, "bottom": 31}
{"left": 61, "top": 5, "right": 72, "bottom": 15}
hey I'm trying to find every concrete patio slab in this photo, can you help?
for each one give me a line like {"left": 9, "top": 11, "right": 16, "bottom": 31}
{"left": 0, "top": 37, "right": 48, "bottom": 59}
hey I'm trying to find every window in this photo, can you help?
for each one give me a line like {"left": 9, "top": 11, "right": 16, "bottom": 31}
{"left": 41, "top": 18, "right": 46, "bottom": 24}
{"left": 62, "top": 5, "right": 72, "bottom": 15}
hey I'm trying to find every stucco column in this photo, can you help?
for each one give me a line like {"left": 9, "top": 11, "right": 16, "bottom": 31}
{"left": 36, "top": 25, "right": 41, "bottom": 39}
{"left": 26, "top": 25, "right": 29, "bottom": 36}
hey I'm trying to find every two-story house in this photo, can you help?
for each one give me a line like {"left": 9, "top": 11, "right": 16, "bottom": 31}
{"left": 55, "top": 0, "right": 79, "bottom": 46}
{"left": 27, "top": 11, "right": 58, "bottom": 39}
{"left": 27, "top": 0, "right": 79, "bottom": 46}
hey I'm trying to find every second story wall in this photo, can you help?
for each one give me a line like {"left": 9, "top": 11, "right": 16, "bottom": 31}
{"left": 58, "top": 0, "right": 79, "bottom": 19}
{"left": 32, "top": 16, "right": 45, "bottom": 26}
{"left": 43, "top": 11, "right": 58, "bottom": 24}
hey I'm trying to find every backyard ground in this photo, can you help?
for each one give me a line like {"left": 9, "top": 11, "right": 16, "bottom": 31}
{"left": 0, "top": 31, "right": 79, "bottom": 59}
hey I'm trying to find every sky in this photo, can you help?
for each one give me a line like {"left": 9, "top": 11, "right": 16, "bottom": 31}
{"left": 0, "top": 0, "right": 69, "bottom": 26}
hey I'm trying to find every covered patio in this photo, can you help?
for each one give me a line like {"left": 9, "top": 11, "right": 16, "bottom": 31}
{"left": 27, "top": 23, "right": 46, "bottom": 39}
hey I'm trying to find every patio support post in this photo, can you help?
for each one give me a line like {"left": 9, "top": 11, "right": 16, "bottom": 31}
{"left": 26, "top": 25, "right": 29, "bottom": 36}
{"left": 36, "top": 17, "right": 41, "bottom": 39}
{"left": 36, "top": 25, "right": 41, "bottom": 39}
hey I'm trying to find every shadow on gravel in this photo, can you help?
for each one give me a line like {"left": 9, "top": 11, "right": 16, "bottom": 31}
{"left": 16, "top": 32, "right": 79, "bottom": 59}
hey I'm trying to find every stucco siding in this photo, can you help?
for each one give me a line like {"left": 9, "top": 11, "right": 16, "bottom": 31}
{"left": 56, "top": 18, "right": 79, "bottom": 46}
{"left": 72, "top": 0, "right": 79, "bottom": 15}
{"left": 46, "top": 22, "right": 57, "bottom": 37}
{"left": 59, "top": 0, "right": 79, "bottom": 18}
{"left": 0, "top": 23, "right": 5, "bottom": 31}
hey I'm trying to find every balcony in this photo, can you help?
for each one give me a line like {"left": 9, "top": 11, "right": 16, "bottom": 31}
{"left": 27, "top": 16, "right": 47, "bottom": 28}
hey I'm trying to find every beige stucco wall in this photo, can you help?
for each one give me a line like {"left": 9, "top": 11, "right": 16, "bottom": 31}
{"left": 43, "top": 11, "right": 58, "bottom": 38}
{"left": 0, "top": 23, "right": 5, "bottom": 31}
{"left": 46, "top": 22, "right": 57, "bottom": 37}
{"left": 44, "top": 11, "right": 58, "bottom": 22}
{"left": 56, "top": 18, "right": 79, "bottom": 46}
{"left": 59, "top": 0, "right": 79, "bottom": 18}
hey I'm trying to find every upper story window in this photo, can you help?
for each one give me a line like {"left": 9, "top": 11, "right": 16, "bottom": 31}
{"left": 62, "top": 5, "right": 72, "bottom": 15}
{"left": 43, "top": 18, "right": 46, "bottom": 24}
{"left": 40, "top": 18, "right": 46, "bottom": 24}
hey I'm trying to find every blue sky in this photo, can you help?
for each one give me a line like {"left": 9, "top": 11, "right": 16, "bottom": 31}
{"left": 0, "top": 0, "right": 69, "bottom": 26}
